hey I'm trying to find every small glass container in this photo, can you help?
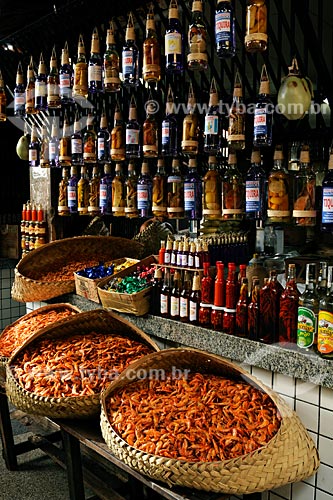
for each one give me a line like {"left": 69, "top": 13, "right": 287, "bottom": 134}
{"left": 211, "top": 305, "right": 224, "bottom": 331}
{"left": 199, "top": 303, "right": 212, "bottom": 328}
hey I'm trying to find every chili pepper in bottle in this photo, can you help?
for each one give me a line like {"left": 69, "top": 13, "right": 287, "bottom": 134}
{"left": 150, "top": 267, "right": 163, "bottom": 315}
{"left": 164, "top": 238, "right": 173, "bottom": 265}
{"left": 237, "top": 263, "right": 247, "bottom": 297}
{"left": 225, "top": 262, "right": 238, "bottom": 309}
{"left": 317, "top": 265, "right": 333, "bottom": 359}
{"left": 214, "top": 261, "right": 225, "bottom": 307}
{"left": 259, "top": 270, "right": 282, "bottom": 343}
{"left": 248, "top": 277, "right": 260, "bottom": 340}
{"left": 160, "top": 268, "right": 171, "bottom": 318}
{"left": 199, "top": 303, "right": 211, "bottom": 328}
{"left": 279, "top": 263, "right": 300, "bottom": 344}
{"left": 235, "top": 277, "right": 249, "bottom": 338}
{"left": 223, "top": 307, "right": 236, "bottom": 335}
{"left": 189, "top": 273, "right": 201, "bottom": 325}
{"left": 211, "top": 306, "right": 224, "bottom": 331}
{"left": 180, "top": 271, "right": 191, "bottom": 323}
{"left": 170, "top": 270, "right": 181, "bottom": 320}
{"left": 201, "top": 261, "right": 213, "bottom": 304}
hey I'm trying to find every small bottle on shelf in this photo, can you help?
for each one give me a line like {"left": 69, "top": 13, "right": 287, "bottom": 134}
{"left": 71, "top": 113, "right": 83, "bottom": 166}
{"left": 176, "top": 241, "right": 183, "bottom": 267}
{"left": 235, "top": 277, "right": 248, "bottom": 338}
{"left": 297, "top": 263, "right": 319, "bottom": 351}
{"left": 201, "top": 261, "right": 213, "bottom": 304}
{"left": 77, "top": 165, "right": 89, "bottom": 215}
{"left": 112, "top": 163, "right": 126, "bottom": 216}
{"left": 171, "top": 240, "right": 179, "bottom": 266}
{"left": 222, "top": 152, "right": 245, "bottom": 221}
{"left": 248, "top": 277, "right": 260, "bottom": 340}
{"left": 321, "top": 145, "right": 333, "bottom": 233}
{"left": 28, "top": 124, "right": 40, "bottom": 167}
{"left": 164, "top": 238, "right": 173, "bottom": 265}
{"left": 203, "top": 155, "right": 222, "bottom": 220}
{"left": 160, "top": 268, "right": 171, "bottom": 318}
{"left": 267, "top": 145, "right": 291, "bottom": 224}
{"left": 58, "top": 167, "right": 70, "bottom": 216}
{"left": 180, "top": 271, "right": 192, "bottom": 323}
{"left": 68, "top": 165, "right": 79, "bottom": 215}
{"left": 59, "top": 112, "right": 72, "bottom": 166}
{"left": 170, "top": 270, "right": 181, "bottom": 320}
{"left": 125, "top": 161, "right": 139, "bottom": 218}
{"left": 150, "top": 267, "right": 163, "bottom": 315}
{"left": 199, "top": 303, "right": 211, "bottom": 327}
{"left": 83, "top": 114, "right": 97, "bottom": 164}
{"left": 159, "top": 241, "right": 166, "bottom": 265}
{"left": 188, "top": 241, "right": 196, "bottom": 268}
{"left": 245, "top": 148, "right": 266, "bottom": 220}
{"left": 318, "top": 265, "right": 333, "bottom": 359}
{"left": 317, "top": 261, "right": 328, "bottom": 299}
{"left": 189, "top": 273, "right": 201, "bottom": 325}
{"left": 184, "top": 158, "right": 202, "bottom": 224}
{"left": 279, "top": 263, "right": 300, "bottom": 345}
{"left": 292, "top": 144, "right": 316, "bottom": 227}
{"left": 97, "top": 109, "right": 110, "bottom": 164}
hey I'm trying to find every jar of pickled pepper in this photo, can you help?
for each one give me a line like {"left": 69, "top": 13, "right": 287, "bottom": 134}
{"left": 199, "top": 303, "right": 212, "bottom": 327}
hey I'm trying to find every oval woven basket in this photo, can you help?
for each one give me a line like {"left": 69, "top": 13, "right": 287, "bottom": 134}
{"left": 100, "top": 348, "right": 320, "bottom": 495}
{"left": 0, "top": 303, "right": 81, "bottom": 384}
{"left": 6, "top": 309, "right": 159, "bottom": 419}
{"left": 11, "top": 236, "right": 144, "bottom": 303}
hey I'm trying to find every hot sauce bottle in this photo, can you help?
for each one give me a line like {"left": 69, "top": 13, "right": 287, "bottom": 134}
{"left": 279, "top": 263, "right": 300, "bottom": 345}
{"left": 211, "top": 261, "right": 225, "bottom": 331}
{"left": 201, "top": 261, "right": 213, "bottom": 304}
{"left": 248, "top": 277, "right": 260, "bottom": 340}
{"left": 189, "top": 273, "right": 201, "bottom": 325}
{"left": 199, "top": 303, "right": 211, "bottom": 327}
{"left": 223, "top": 262, "right": 237, "bottom": 335}
{"left": 235, "top": 277, "right": 249, "bottom": 338}
{"left": 259, "top": 270, "right": 282, "bottom": 343}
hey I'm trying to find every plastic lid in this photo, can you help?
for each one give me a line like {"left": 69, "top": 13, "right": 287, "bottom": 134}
{"left": 200, "top": 303, "right": 212, "bottom": 308}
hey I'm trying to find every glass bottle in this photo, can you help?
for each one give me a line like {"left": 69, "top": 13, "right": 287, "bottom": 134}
{"left": 292, "top": 144, "right": 316, "bottom": 227}
{"left": 83, "top": 114, "right": 97, "bottom": 164}
{"left": 188, "top": 241, "right": 196, "bottom": 268}
{"left": 203, "top": 155, "right": 222, "bottom": 220}
{"left": 137, "top": 162, "right": 152, "bottom": 218}
{"left": 267, "top": 145, "right": 291, "bottom": 224}
{"left": 122, "top": 12, "right": 140, "bottom": 87}
{"left": 58, "top": 167, "right": 70, "bottom": 216}
{"left": 235, "top": 277, "right": 248, "bottom": 338}
{"left": 245, "top": 0, "right": 268, "bottom": 53}
{"left": 14, "top": 62, "right": 25, "bottom": 117}
{"left": 167, "top": 158, "right": 184, "bottom": 218}
{"left": 111, "top": 102, "right": 126, "bottom": 162}
{"left": 297, "top": 263, "right": 319, "bottom": 351}
{"left": 99, "top": 163, "right": 113, "bottom": 216}
{"left": 59, "top": 41, "right": 73, "bottom": 104}
{"left": 165, "top": 0, "right": 184, "bottom": 74}
{"left": 48, "top": 118, "right": 59, "bottom": 167}
{"left": 171, "top": 240, "right": 179, "bottom": 266}
{"left": 184, "top": 158, "right": 202, "bottom": 222}
{"left": 164, "top": 238, "right": 173, "bottom": 265}
{"left": 125, "top": 161, "right": 139, "bottom": 218}
{"left": 47, "top": 46, "right": 61, "bottom": 109}
{"left": 170, "top": 270, "right": 181, "bottom": 320}
{"left": 228, "top": 71, "right": 245, "bottom": 150}
{"left": 0, "top": 70, "right": 5, "bottom": 122}
{"left": 59, "top": 112, "right": 72, "bottom": 166}
{"left": 259, "top": 270, "right": 282, "bottom": 344}
{"left": 77, "top": 165, "right": 89, "bottom": 215}
{"left": 253, "top": 64, "right": 273, "bottom": 148}
{"left": 159, "top": 240, "right": 166, "bottom": 265}
{"left": 103, "top": 21, "right": 121, "bottom": 92}
{"left": 201, "top": 261, "right": 213, "bottom": 304}
{"left": 68, "top": 165, "right": 79, "bottom": 215}
{"left": 321, "top": 146, "right": 333, "bottom": 233}
{"left": 248, "top": 277, "right": 260, "bottom": 340}
{"left": 204, "top": 77, "right": 222, "bottom": 155}
{"left": 126, "top": 95, "right": 141, "bottom": 159}
{"left": 187, "top": 0, "right": 208, "bottom": 71}
{"left": 161, "top": 85, "right": 179, "bottom": 157}
{"left": 318, "top": 266, "right": 333, "bottom": 359}
{"left": 180, "top": 271, "right": 192, "bottom": 323}
{"left": 317, "top": 261, "right": 328, "bottom": 299}
{"left": 279, "top": 263, "right": 300, "bottom": 345}
{"left": 35, "top": 53, "right": 47, "bottom": 111}
{"left": 25, "top": 56, "right": 36, "bottom": 115}
{"left": 160, "top": 268, "right": 171, "bottom": 318}
{"left": 152, "top": 158, "right": 168, "bottom": 217}
{"left": 29, "top": 124, "right": 40, "bottom": 167}
{"left": 246, "top": 148, "right": 266, "bottom": 220}
{"left": 143, "top": 96, "right": 159, "bottom": 158}
{"left": 88, "top": 27, "right": 103, "bottom": 93}
{"left": 97, "top": 110, "right": 110, "bottom": 163}
{"left": 73, "top": 34, "right": 88, "bottom": 99}
{"left": 143, "top": 5, "right": 161, "bottom": 83}
{"left": 215, "top": 0, "right": 236, "bottom": 58}
{"left": 214, "top": 261, "right": 225, "bottom": 307}
{"left": 199, "top": 303, "right": 212, "bottom": 327}
{"left": 71, "top": 113, "right": 83, "bottom": 166}
{"left": 189, "top": 273, "right": 201, "bottom": 325}
{"left": 112, "top": 163, "right": 126, "bottom": 216}
{"left": 264, "top": 225, "right": 277, "bottom": 255}
{"left": 88, "top": 165, "right": 101, "bottom": 216}
{"left": 150, "top": 267, "right": 163, "bottom": 315}
{"left": 222, "top": 152, "right": 245, "bottom": 221}
{"left": 39, "top": 125, "right": 50, "bottom": 168}
{"left": 181, "top": 82, "right": 200, "bottom": 155}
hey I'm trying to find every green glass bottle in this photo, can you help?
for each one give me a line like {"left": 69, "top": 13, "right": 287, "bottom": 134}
{"left": 297, "top": 263, "right": 319, "bottom": 350}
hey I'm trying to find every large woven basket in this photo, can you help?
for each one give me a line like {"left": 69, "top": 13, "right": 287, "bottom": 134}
{"left": 11, "top": 236, "right": 143, "bottom": 303}
{"left": 0, "top": 303, "right": 80, "bottom": 383}
{"left": 6, "top": 309, "right": 159, "bottom": 419}
{"left": 101, "top": 348, "right": 320, "bottom": 495}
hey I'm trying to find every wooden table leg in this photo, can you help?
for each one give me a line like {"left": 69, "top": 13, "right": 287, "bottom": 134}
{"left": 0, "top": 391, "right": 18, "bottom": 470}
{"left": 61, "top": 429, "right": 85, "bottom": 500}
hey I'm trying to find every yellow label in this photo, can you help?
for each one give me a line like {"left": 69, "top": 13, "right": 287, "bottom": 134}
{"left": 165, "top": 33, "right": 181, "bottom": 55}
{"left": 318, "top": 310, "right": 333, "bottom": 354}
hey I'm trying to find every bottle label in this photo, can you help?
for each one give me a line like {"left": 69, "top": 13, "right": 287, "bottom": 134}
{"left": 246, "top": 180, "right": 261, "bottom": 212}
{"left": 60, "top": 74, "right": 71, "bottom": 89}
{"left": 35, "top": 81, "right": 47, "bottom": 98}
{"left": 318, "top": 310, "right": 333, "bottom": 354}
{"left": 165, "top": 33, "right": 182, "bottom": 56}
{"left": 126, "top": 129, "right": 139, "bottom": 145}
{"left": 267, "top": 209, "right": 290, "bottom": 218}
{"left": 322, "top": 187, "right": 333, "bottom": 224}
{"left": 188, "top": 255, "right": 194, "bottom": 267}
{"left": 122, "top": 51, "right": 134, "bottom": 75}
{"left": 67, "top": 186, "right": 77, "bottom": 207}
{"left": 297, "top": 306, "right": 316, "bottom": 348}
{"left": 170, "top": 296, "right": 180, "bottom": 317}
{"left": 49, "top": 142, "right": 58, "bottom": 160}
{"left": 99, "top": 185, "right": 108, "bottom": 205}
{"left": 176, "top": 253, "right": 182, "bottom": 266}
{"left": 14, "top": 93, "right": 25, "bottom": 109}
{"left": 205, "top": 115, "right": 219, "bottom": 135}
{"left": 164, "top": 252, "right": 171, "bottom": 264}
{"left": 29, "top": 149, "right": 38, "bottom": 162}
{"left": 160, "top": 294, "right": 168, "bottom": 315}
{"left": 98, "top": 138, "right": 106, "bottom": 154}
{"left": 189, "top": 300, "right": 198, "bottom": 322}
{"left": 181, "top": 253, "right": 188, "bottom": 267}
{"left": 184, "top": 182, "right": 196, "bottom": 210}
{"left": 47, "top": 84, "right": 60, "bottom": 98}
{"left": 215, "top": 12, "right": 231, "bottom": 42}
{"left": 71, "top": 138, "right": 82, "bottom": 154}
{"left": 88, "top": 65, "right": 102, "bottom": 82}
{"left": 194, "top": 255, "right": 201, "bottom": 268}
{"left": 254, "top": 108, "right": 267, "bottom": 136}
{"left": 180, "top": 296, "right": 188, "bottom": 318}
{"left": 161, "top": 122, "right": 170, "bottom": 145}
{"left": 137, "top": 185, "right": 150, "bottom": 209}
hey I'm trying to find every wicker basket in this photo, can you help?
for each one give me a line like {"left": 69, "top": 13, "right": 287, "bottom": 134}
{"left": 6, "top": 309, "right": 159, "bottom": 419}
{"left": 0, "top": 303, "right": 80, "bottom": 383}
{"left": 11, "top": 236, "right": 144, "bottom": 303}
{"left": 100, "top": 348, "right": 320, "bottom": 495}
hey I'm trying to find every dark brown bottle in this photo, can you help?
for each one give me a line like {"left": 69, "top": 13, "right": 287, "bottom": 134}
{"left": 180, "top": 271, "right": 191, "bottom": 323}
{"left": 170, "top": 270, "right": 181, "bottom": 320}
{"left": 189, "top": 273, "right": 201, "bottom": 325}
{"left": 150, "top": 267, "right": 163, "bottom": 315}
{"left": 160, "top": 268, "right": 171, "bottom": 318}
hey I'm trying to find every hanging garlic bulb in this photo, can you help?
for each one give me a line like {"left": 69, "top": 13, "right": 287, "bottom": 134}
{"left": 277, "top": 57, "right": 313, "bottom": 120}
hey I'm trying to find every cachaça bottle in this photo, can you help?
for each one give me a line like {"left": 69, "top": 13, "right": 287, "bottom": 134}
{"left": 88, "top": 27, "right": 103, "bottom": 93}
{"left": 267, "top": 145, "right": 291, "bottom": 224}
{"left": 167, "top": 158, "right": 184, "bottom": 219}
{"left": 137, "top": 161, "right": 152, "bottom": 217}
{"left": 222, "top": 152, "right": 245, "bottom": 221}
{"left": 25, "top": 56, "right": 36, "bottom": 115}
{"left": 203, "top": 155, "right": 222, "bottom": 220}
{"left": 35, "top": 53, "right": 47, "bottom": 111}
{"left": 180, "top": 270, "right": 192, "bottom": 323}
{"left": 160, "top": 268, "right": 171, "bottom": 318}
{"left": 77, "top": 165, "right": 89, "bottom": 215}
{"left": 189, "top": 273, "right": 201, "bottom": 325}
{"left": 170, "top": 270, "right": 181, "bottom": 320}
{"left": 0, "top": 70, "right": 6, "bottom": 122}
{"left": 58, "top": 167, "right": 70, "bottom": 216}
{"left": 279, "top": 263, "right": 300, "bottom": 345}
{"left": 245, "top": 0, "right": 268, "bottom": 53}
{"left": 143, "top": 5, "right": 161, "bottom": 83}
{"left": 83, "top": 114, "right": 97, "bottom": 164}
{"left": 99, "top": 163, "right": 113, "bottom": 216}
{"left": 150, "top": 267, "right": 163, "bottom": 315}
{"left": 143, "top": 95, "right": 158, "bottom": 158}
{"left": 88, "top": 165, "right": 101, "bottom": 216}
{"left": 112, "top": 163, "right": 126, "bottom": 216}
{"left": 235, "top": 277, "right": 249, "bottom": 338}
{"left": 292, "top": 144, "right": 316, "bottom": 227}
{"left": 59, "top": 112, "right": 72, "bottom": 166}
{"left": 318, "top": 265, "right": 333, "bottom": 359}
{"left": 97, "top": 109, "right": 110, "bottom": 163}
{"left": 297, "top": 263, "right": 319, "bottom": 351}
{"left": 14, "top": 62, "right": 25, "bottom": 117}
{"left": 247, "top": 277, "right": 260, "bottom": 340}
{"left": 110, "top": 102, "right": 125, "bottom": 162}
{"left": 245, "top": 148, "right": 266, "bottom": 220}
{"left": 122, "top": 12, "right": 140, "bottom": 87}
{"left": 29, "top": 124, "right": 40, "bottom": 167}
{"left": 228, "top": 71, "right": 245, "bottom": 150}
{"left": 103, "top": 21, "right": 121, "bottom": 92}
{"left": 68, "top": 165, "right": 79, "bottom": 215}
{"left": 165, "top": 0, "right": 184, "bottom": 74}
{"left": 187, "top": 0, "right": 208, "bottom": 71}
{"left": 181, "top": 82, "right": 200, "bottom": 155}
{"left": 126, "top": 95, "right": 141, "bottom": 159}
{"left": 125, "top": 161, "right": 139, "bottom": 218}
{"left": 215, "top": 0, "right": 236, "bottom": 58}
{"left": 73, "top": 34, "right": 88, "bottom": 99}
{"left": 152, "top": 158, "right": 168, "bottom": 217}
{"left": 71, "top": 113, "right": 83, "bottom": 166}
{"left": 39, "top": 126, "right": 50, "bottom": 168}
{"left": 253, "top": 64, "right": 273, "bottom": 148}
{"left": 47, "top": 46, "right": 61, "bottom": 109}
{"left": 161, "top": 85, "right": 179, "bottom": 157}
{"left": 321, "top": 145, "right": 333, "bottom": 233}
{"left": 204, "top": 77, "right": 222, "bottom": 155}
{"left": 184, "top": 158, "right": 202, "bottom": 223}
{"left": 49, "top": 118, "right": 60, "bottom": 167}
{"left": 59, "top": 41, "right": 73, "bottom": 104}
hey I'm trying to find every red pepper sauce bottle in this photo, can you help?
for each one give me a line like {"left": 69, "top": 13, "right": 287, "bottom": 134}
{"left": 159, "top": 240, "right": 166, "bottom": 265}
{"left": 279, "top": 263, "right": 300, "bottom": 344}
{"left": 259, "top": 270, "right": 282, "bottom": 343}
{"left": 189, "top": 273, "right": 201, "bottom": 325}
{"left": 248, "top": 277, "right": 260, "bottom": 341}
{"left": 201, "top": 261, "right": 213, "bottom": 304}
{"left": 214, "top": 261, "right": 225, "bottom": 307}
{"left": 180, "top": 271, "right": 191, "bottom": 323}
{"left": 225, "top": 262, "right": 238, "bottom": 309}
{"left": 235, "top": 277, "right": 249, "bottom": 337}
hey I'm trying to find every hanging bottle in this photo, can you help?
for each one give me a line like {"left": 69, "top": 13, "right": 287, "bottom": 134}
{"left": 170, "top": 270, "right": 181, "bottom": 320}
{"left": 83, "top": 113, "right": 97, "bottom": 164}
{"left": 77, "top": 165, "right": 90, "bottom": 215}
{"left": 103, "top": 21, "right": 121, "bottom": 92}
{"left": 143, "top": 5, "right": 161, "bottom": 83}
{"left": 143, "top": 94, "right": 159, "bottom": 158}
{"left": 292, "top": 144, "right": 316, "bottom": 227}
{"left": 88, "top": 165, "right": 101, "bottom": 216}
{"left": 215, "top": 0, "right": 236, "bottom": 58}
{"left": 71, "top": 113, "right": 83, "bottom": 166}
{"left": 235, "top": 277, "right": 249, "bottom": 338}
{"left": 152, "top": 158, "right": 168, "bottom": 217}
{"left": 126, "top": 95, "right": 141, "bottom": 159}
{"left": 59, "top": 112, "right": 72, "bottom": 166}
{"left": 122, "top": 12, "right": 140, "bottom": 87}
{"left": 248, "top": 277, "right": 260, "bottom": 340}
{"left": 181, "top": 82, "right": 200, "bottom": 155}
{"left": 203, "top": 155, "right": 222, "bottom": 220}
{"left": 267, "top": 145, "right": 291, "bottom": 224}
{"left": 58, "top": 167, "right": 70, "bottom": 216}
{"left": 14, "top": 62, "right": 25, "bottom": 117}
{"left": 35, "top": 53, "right": 47, "bottom": 111}
{"left": 245, "top": 148, "right": 266, "bottom": 220}
{"left": 99, "top": 163, "right": 113, "bottom": 216}
{"left": 48, "top": 118, "right": 59, "bottom": 167}
{"left": 47, "top": 46, "right": 61, "bottom": 109}
{"left": 228, "top": 71, "right": 245, "bottom": 150}
{"left": 318, "top": 265, "right": 333, "bottom": 359}
{"left": 39, "top": 125, "right": 50, "bottom": 168}
{"left": 137, "top": 162, "right": 152, "bottom": 217}
{"left": 97, "top": 109, "right": 110, "bottom": 163}
{"left": 184, "top": 158, "right": 202, "bottom": 222}
{"left": 68, "top": 165, "right": 79, "bottom": 215}
{"left": 112, "top": 163, "right": 126, "bottom": 216}
{"left": 25, "top": 56, "right": 36, "bottom": 115}
{"left": 204, "top": 78, "right": 223, "bottom": 155}
{"left": 253, "top": 64, "right": 273, "bottom": 148}
{"left": 321, "top": 145, "right": 333, "bottom": 233}
{"left": 29, "top": 124, "right": 40, "bottom": 167}
{"left": 88, "top": 27, "right": 103, "bottom": 93}
{"left": 165, "top": 0, "right": 184, "bottom": 74}
{"left": 180, "top": 271, "right": 192, "bottom": 323}
{"left": 297, "top": 263, "right": 319, "bottom": 351}
{"left": 279, "top": 263, "right": 300, "bottom": 345}
{"left": 73, "top": 34, "right": 88, "bottom": 99}
{"left": 161, "top": 85, "right": 179, "bottom": 157}
{"left": 59, "top": 41, "right": 73, "bottom": 104}
{"left": 245, "top": 0, "right": 268, "bottom": 53}
{"left": 110, "top": 102, "right": 126, "bottom": 162}
{"left": 167, "top": 158, "right": 184, "bottom": 218}
{"left": 0, "top": 70, "right": 6, "bottom": 122}
{"left": 222, "top": 152, "right": 245, "bottom": 221}
{"left": 125, "top": 161, "right": 139, "bottom": 218}
{"left": 187, "top": 0, "right": 208, "bottom": 71}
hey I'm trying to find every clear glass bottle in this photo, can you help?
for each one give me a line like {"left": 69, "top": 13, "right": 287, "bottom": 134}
{"left": 59, "top": 41, "right": 73, "bottom": 104}
{"left": 165, "top": 0, "right": 184, "bottom": 74}
{"left": 203, "top": 155, "right": 222, "bottom": 220}
{"left": 29, "top": 124, "right": 40, "bottom": 167}
{"left": 48, "top": 118, "right": 60, "bottom": 167}
{"left": 125, "top": 161, "right": 139, "bottom": 218}
{"left": 215, "top": 0, "right": 236, "bottom": 58}
{"left": 137, "top": 162, "right": 152, "bottom": 218}
{"left": 25, "top": 56, "right": 36, "bottom": 115}
{"left": 143, "top": 5, "right": 161, "bottom": 83}
{"left": 245, "top": 0, "right": 268, "bottom": 53}
{"left": 14, "top": 61, "right": 25, "bottom": 117}
{"left": 228, "top": 71, "right": 245, "bottom": 150}
{"left": 184, "top": 158, "right": 202, "bottom": 222}
{"left": 204, "top": 77, "right": 222, "bottom": 155}
{"left": 167, "top": 158, "right": 184, "bottom": 219}
{"left": 88, "top": 27, "right": 103, "bottom": 93}
{"left": 143, "top": 96, "right": 159, "bottom": 158}
{"left": 35, "top": 53, "right": 47, "bottom": 111}
{"left": 97, "top": 110, "right": 110, "bottom": 163}
{"left": 111, "top": 102, "right": 126, "bottom": 162}
{"left": 222, "top": 152, "right": 245, "bottom": 221}
{"left": 77, "top": 165, "right": 89, "bottom": 215}
{"left": 99, "top": 163, "right": 113, "bottom": 216}
{"left": 58, "top": 167, "right": 70, "bottom": 216}
{"left": 59, "top": 112, "right": 72, "bottom": 166}
{"left": 246, "top": 148, "right": 266, "bottom": 220}
{"left": 152, "top": 158, "right": 168, "bottom": 217}
{"left": 0, "top": 70, "right": 6, "bottom": 122}
{"left": 126, "top": 95, "right": 141, "bottom": 159}
{"left": 292, "top": 144, "right": 316, "bottom": 227}
{"left": 279, "top": 263, "right": 300, "bottom": 344}
{"left": 103, "top": 21, "right": 121, "bottom": 92}
{"left": 88, "top": 165, "right": 101, "bottom": 216}
{"left": 71, "top": 113, "right": 83, "bottom": 166}
{"left": 73, "top": 34, "right": 88, "bottom": 99}
{"left": 264, "top": 225, "right": 277, "bottom": 255}
{"left": 122, "top": 12, "right": 140, "bottom": 87}
{"left": 267, "top": 145, "right": 291, "bottom": 224}
{"left": 318, "top": 265, "right": 333, "bottom": 359}
{"left": 316, "top": 261, "right": 328, "bottom": 299}
{"left": 181, "top": 82, "right": 200, "bottom": 155}
{"left": 68, "top": 165, "right": 79, "bottom": 215}
{"left": 39, "top": 125, "right": 50, "bottom": 168}
{"left": 161, "top": 85, "right": 179, "bottom": 157}
{"left": 253, "top": 64, "right": 273, "bottom": 148}
{"left": 187, "top": 0, "right": 208, "bottom": 71}
{"left": 83, "top": 114, "right": 97, "bottom": 164}
{"left": 321, "top": 146, "right": 333, "bottom": 232}
{"left": 297, "top": 263, "right": 319, "bottom": 350}
{"left": 112, "top": 163, "right": 126, "bottom": 216}
{"left": 47, "top": 46, "right": 61, "bottom": 109}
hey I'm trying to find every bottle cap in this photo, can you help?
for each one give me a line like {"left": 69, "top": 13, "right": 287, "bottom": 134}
{"left": 273, "top": 145, "right": 284, "bottom": 161}
{"left": 299, "top": 145, "right": 310, "bottom": 164}
{"left": 228, "top": 152, "right": 237, "bottom": 165}
{"left": 200, "top": 303, "right": 211, "bottom": 308}
{"left": 251, "top": 149, "right": 261, "bottom": 164}
{"left": 115, "top": 163, "right": 122, "bottom": 172}
{"left": 208, "top": 155, "right": 217, "bottom": 164}
{"left": 106, "top": 22, "right": 116, "bottom": 44}
{"left": 141, "top": 162, "right": 150, "bottom": 174}
{"left": 188, "top": 158, "right": 197, "bottom": 168}
{"left": 126, "top": 12, "right": 135, "bottom": 41}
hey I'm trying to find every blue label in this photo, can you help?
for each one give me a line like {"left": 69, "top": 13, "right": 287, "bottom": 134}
{"left": 122, "top": 50, "right": 134, "bottom": 76}
{"left": 246, "top": 180, "right": 261, "bottom": 213}
{"left": 161, "top": 121, "right": 170, "bottom": 145}
{"left": 254, "top": 108, "right": 267, "bottom": 137}
{"left": 184, "top": 182, "right": 196, "bottom": 210}
{"left": 137, "top": 185, "right": 150, "bottom": 209}
{"left": 215, "top": 12, "right": 231, "bottom": 43}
